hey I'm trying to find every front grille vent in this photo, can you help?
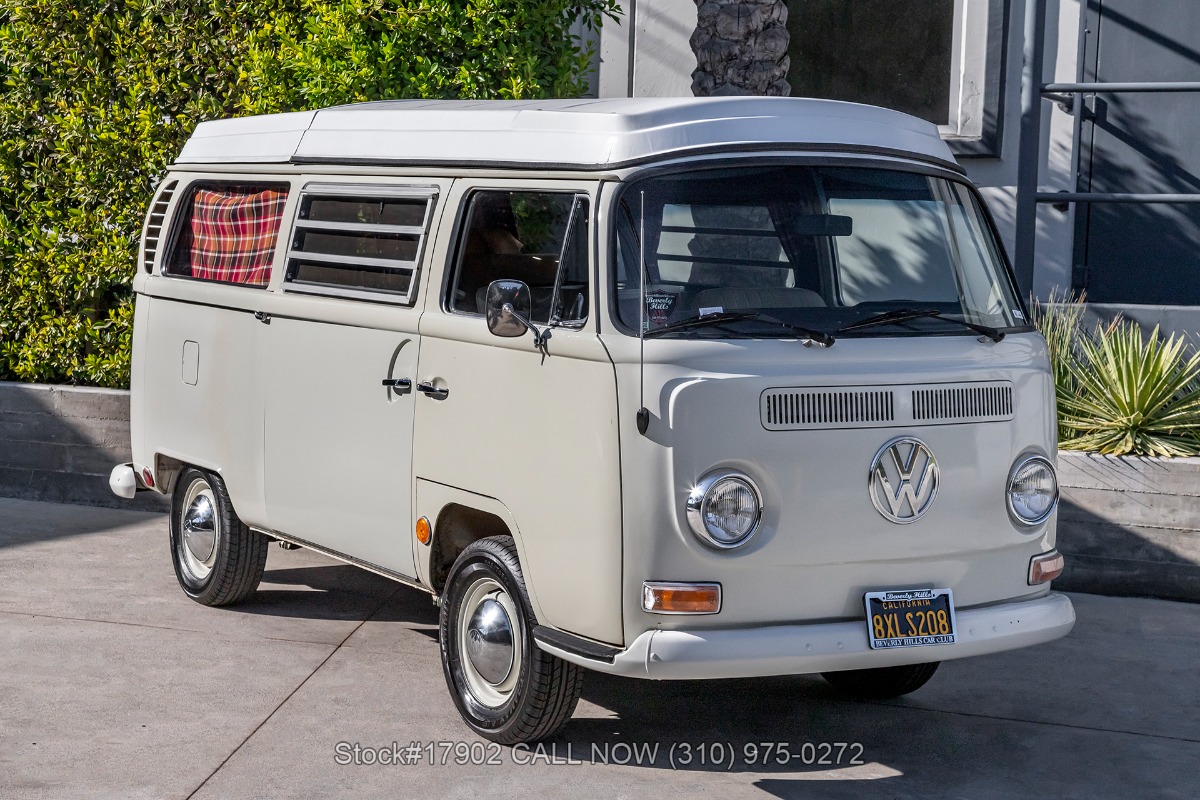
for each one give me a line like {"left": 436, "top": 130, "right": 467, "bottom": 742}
{"left": 912, "top": 383, "right": 1013, "bottom": 422}
{"left": 142, "top": 180, "right": 178, "bottom": 273}
{"left": 761, "top": 381, "right": 1015, "bottom": 430}
{"left": 762, "top": 389, "right": 895, "bottom": 430}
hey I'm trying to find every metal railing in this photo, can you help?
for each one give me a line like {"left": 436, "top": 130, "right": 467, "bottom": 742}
{"left": 1013, "top": 0, "right": 1200, "bottom": 292}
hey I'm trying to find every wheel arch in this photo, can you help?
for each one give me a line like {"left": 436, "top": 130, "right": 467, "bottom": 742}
{"left": 151, "top": 452, "right": 262, "bottom": 517}
{"left": 416, "top": 479, "right": 548, "bottom": 625}
{"left": 152, "top": 452, "right": 188, "bottom": 495}
{"left": 429, "top": 504, "right": 511, "bottom": 592}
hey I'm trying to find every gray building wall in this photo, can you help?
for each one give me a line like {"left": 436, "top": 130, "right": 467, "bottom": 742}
{"left": 0, "top": 382, "right": 166, "bottom": 511}
{"left": 598, "top": 0, "right": 697, "bottom": 97}
{"left": 967, "top": 0, "right": 1079, "bottom": 301}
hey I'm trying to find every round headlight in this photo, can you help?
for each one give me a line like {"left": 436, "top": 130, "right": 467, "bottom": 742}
{"left": 1008, "top": 455, "right": 1058, "bottom": 526}
{"left": 686, "top": 471, "right": 762, "bottom": 549}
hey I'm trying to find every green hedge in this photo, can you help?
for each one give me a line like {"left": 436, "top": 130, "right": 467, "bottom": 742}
{"left": 0, "top": 0, "right": 618, "bottom": 388}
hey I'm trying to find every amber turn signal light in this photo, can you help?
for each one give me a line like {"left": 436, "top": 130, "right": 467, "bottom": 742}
{"left": 642, "top": 581, "right": 722, "bottom": 614}
{"left": 415, "top": 516, "right": 431, "bottom": 545}
{"left": 1028, "top": 550, "right": 1065, "bottom": 585}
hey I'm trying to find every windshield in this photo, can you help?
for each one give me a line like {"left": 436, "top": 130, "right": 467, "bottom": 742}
{"left": 613, "top": 164, "right": 1026, "bottom": 338}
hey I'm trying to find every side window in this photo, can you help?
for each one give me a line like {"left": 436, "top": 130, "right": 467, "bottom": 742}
{"left": 283, "top": 187, "right": 435, "bottom": 305}
{"left": 449, "top": 190, "right": 589, "bottom": 325}
{"left": 165, "top": 182, "right": 289, "bottom": 287}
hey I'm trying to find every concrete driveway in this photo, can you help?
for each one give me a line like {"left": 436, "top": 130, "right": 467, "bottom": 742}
{"left": 1, "top": 497, "right": 1196, "bottom": 799}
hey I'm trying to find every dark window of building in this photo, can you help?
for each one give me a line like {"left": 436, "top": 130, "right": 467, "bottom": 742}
{"left": 787, "top": 0, "right": 954, "bottom": 125}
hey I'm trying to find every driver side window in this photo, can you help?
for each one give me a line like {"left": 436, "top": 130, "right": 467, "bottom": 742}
{"left": 448, "top": 190, "right": 589, "bottom": 325}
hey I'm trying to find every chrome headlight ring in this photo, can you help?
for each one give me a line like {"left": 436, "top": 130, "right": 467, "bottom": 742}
{"left": 1007, "top": 454, "right": 1059, "bottom": 527}
{"left": 685, "top": 470, "right": 763, "bottom": 550}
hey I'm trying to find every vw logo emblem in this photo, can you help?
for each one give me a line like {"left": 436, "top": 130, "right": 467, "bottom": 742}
{"left": 868, "top": 437, "right": 940, "bottom": 524}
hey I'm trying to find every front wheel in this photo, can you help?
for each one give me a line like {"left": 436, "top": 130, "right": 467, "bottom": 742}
{"left": 439, "top": 536, "right": 583, "bottom": 744}
{"left": 822, "top": 662, "right": 940, "bottom": 700}
{"left": 169, "top": 467, "right": 268, "bottom": 606}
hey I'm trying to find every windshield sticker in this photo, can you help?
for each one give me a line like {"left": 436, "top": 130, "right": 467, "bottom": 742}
{"left": 698, "top": 306, "right": 723, "bottom": 317}
{"left": 645, "top": 292, "right": 678, "bottom": 328}
{"left": 1013, "top": 309, "right": 1025, "bottom": 320}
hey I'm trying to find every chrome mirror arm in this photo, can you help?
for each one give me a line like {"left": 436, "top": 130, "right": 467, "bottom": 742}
{"left": 501, "top": 302, "right": 552, "bottom": 350}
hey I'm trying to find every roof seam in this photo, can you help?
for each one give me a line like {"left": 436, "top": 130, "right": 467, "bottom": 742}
{"left": 292, "top": 108, "right": 320, "bottom": 163}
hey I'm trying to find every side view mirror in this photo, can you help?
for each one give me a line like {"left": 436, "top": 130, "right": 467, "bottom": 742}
{"left": 485, "top": 279, "right": 533, "bottom": 338}
{"left": 485, "top": 279, "right": 552, "bottom": 350}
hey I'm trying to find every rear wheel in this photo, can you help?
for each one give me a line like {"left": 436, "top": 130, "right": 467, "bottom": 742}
{"left": 169, "top": 467, "right": 267, "bottom": 606}
{"left": 822, "top": 662, "right": 940, "bottom": 700}
{"left": 440, "top": 535, "right": 583, "bottom": 744}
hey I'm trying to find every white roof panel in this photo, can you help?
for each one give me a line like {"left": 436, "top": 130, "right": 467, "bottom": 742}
{"left": 178, "top": 110, "right": 317, "bottom": 164}
{"left": 175, "top": 97, "right": 958, "bottom": 171}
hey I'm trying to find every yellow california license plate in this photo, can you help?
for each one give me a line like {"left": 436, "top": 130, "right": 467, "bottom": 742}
{"left": 864, "top": 589, "right": 957, "bottom": 649}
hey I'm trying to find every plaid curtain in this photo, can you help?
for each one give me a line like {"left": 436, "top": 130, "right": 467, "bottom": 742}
{"left": 188, "top": 187, "right": 288, "bottom": 286}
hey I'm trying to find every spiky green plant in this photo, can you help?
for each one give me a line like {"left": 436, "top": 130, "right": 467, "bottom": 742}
{"left": 1031, "top": 290, "right": 1088, "bottom": 442}
{"left": 1059, "top": 321, "right": 1200, "bottom": 457}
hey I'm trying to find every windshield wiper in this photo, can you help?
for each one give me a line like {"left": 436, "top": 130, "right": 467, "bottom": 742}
{"left": 837, "top": 308, "right": 1005, "bottom": 343}
{"left": 932, "top": 313, "right": 1006, "bottom": 342}
{"left": 643, "top": 311, "right": 757, "bottom": 337}
{"left": 644, "top": 311, "right": 835, "bottom": 347}
{"left": 837, "top": 308, "right": 941, "bottom": 333}
{"left": 750, "top": 313, "right": 836, "bottom": 347}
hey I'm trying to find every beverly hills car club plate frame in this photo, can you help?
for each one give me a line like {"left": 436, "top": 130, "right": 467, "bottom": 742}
{"left": 864, "top": 588, "right": 958, "bottom": 649}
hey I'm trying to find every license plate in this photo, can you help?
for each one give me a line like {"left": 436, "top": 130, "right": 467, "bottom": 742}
{"left": 864, "top": 589, "right": 957, "bottom": 649}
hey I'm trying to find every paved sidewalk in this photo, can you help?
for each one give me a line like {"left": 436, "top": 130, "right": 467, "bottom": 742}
{"left": 1, "top": 497, "right": 1196, "bottom": 799}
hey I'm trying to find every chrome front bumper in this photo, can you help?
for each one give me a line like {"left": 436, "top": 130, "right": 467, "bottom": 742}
{"left": 537, "top": 592, "right": 1075, "bottom": 680}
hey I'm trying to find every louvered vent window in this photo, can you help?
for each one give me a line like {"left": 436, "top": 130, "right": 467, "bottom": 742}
{"left": 284, "top": 186, "right": 436, "bottom": 305}
{"left": 143, "top": 180, "right": 177, "bottom": 272}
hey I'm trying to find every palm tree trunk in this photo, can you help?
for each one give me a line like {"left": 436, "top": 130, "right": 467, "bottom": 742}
{"left": 691, "top": 0, "right": 790, "bottom": 96}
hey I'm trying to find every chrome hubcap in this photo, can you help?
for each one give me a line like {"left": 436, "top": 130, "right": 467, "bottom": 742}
{"left": 178, "top": 478, "right": 220, "bottom": 582}
{"left": 183, "top": 495, "right": 217, "bottom": 563}
{"left": 466, "top": 598, "right": 514, "bottom": 685}
{"left": 457, "top": 578, "right": 522, "bottom": 708}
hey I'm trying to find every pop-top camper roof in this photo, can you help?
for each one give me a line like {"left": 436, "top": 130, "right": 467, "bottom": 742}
{"left": 176, "top": 96, "right": 959, "bottom": 172}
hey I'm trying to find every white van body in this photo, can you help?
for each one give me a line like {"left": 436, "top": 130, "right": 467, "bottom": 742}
{"left": 117, "top": 98, "right": 1074, "bottom": 742}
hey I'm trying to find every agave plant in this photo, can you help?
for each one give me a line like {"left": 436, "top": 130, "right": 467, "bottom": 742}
{"left": 1031, "top": 290, "right": 1087, "bottom": 443}
{"left": 1059, "top": 320, "right": 1200, "bottom": 457}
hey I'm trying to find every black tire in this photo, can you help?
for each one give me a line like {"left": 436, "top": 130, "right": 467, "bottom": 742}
{"left": 169, "top": 467, "right": 268, "bottom": 606}
{"left": 822, "top": 661, "right": 940, "bottom": 700}
{"left": 440, "top": 535, "right": 583, "bottom": 744}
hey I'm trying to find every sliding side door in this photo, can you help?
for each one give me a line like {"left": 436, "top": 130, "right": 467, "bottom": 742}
{"left": 262, "top": 179, "right": 449, "bottom": 579}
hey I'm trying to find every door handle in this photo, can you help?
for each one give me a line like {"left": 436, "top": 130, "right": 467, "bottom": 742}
{"left": 382, "top": 378, "right": 412, "bottom": 394}
{"left": 416, "top": 381, "right": 449, "bottom": 399}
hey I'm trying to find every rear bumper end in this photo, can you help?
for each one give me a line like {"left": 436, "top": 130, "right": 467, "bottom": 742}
{"left": 109, "top": 463, "right": 154, "bottom": 500}
{"left": 537, "top": 592, "right": 1075, "bottom": 680}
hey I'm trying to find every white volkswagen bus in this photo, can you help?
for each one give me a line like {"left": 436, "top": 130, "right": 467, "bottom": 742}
{"left": 112, "top": 98, "right": 1075, "bottom": 744}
